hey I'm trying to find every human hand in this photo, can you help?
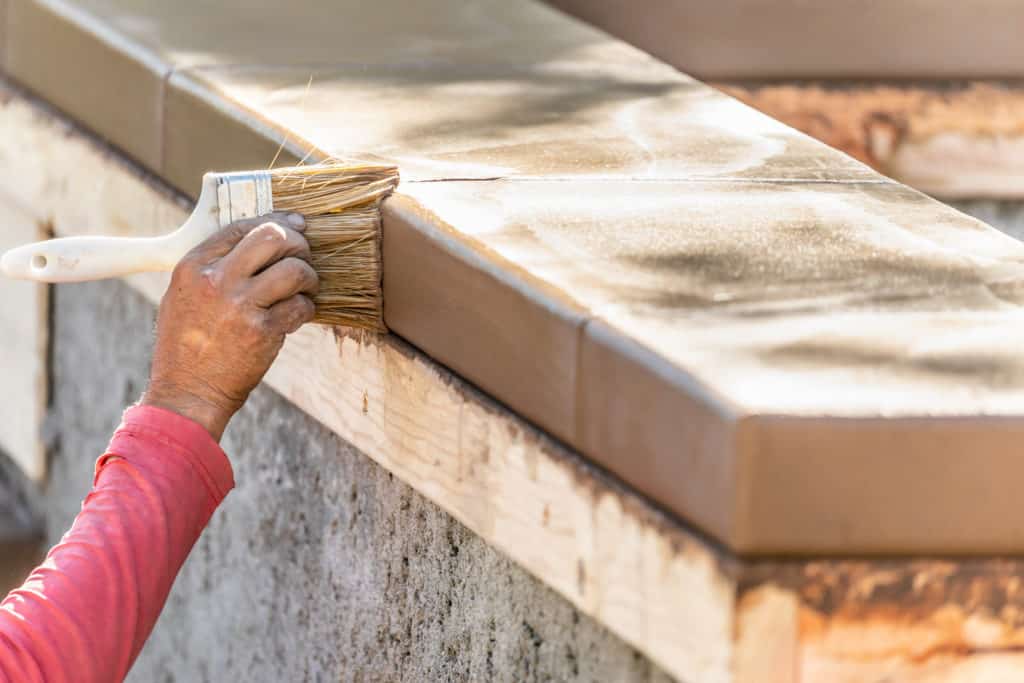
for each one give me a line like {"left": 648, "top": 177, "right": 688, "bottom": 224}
{"left": 141, "top": 212, "right": 318, "bottom": 441}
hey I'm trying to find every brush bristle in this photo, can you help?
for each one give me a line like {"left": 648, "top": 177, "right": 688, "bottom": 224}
{"left": 269, "top": 162, "right": 399, "bottom": 332}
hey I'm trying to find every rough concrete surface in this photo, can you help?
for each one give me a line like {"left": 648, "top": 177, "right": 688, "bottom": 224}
{"left": 0, "top": 448, "right": 40, "bottom": 543}
{"left": 954, "top": 200, "right": 1024, "bottom": 242}
{"left": 0, "top": 448, "right": 43, "bottom": 595}
{"left": 41, "top": 279, "right": 673, "bottom": 683}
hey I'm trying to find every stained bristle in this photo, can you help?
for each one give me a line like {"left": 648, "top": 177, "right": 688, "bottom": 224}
{"left": 269, "top": 162, "right": 399, "bottom": 332}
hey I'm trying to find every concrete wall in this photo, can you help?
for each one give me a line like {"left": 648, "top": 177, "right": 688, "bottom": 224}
{"left": 40, "top": 280, "right": 673, "bottom": 683}
{"left": 953, "top": 200, "right": 1024, "bottom": 241}
{"left": 0, "top": 451, "right": 40, "bottom": 546}
{"left": 0, "top": 449, "right": 43, "bottom": 595}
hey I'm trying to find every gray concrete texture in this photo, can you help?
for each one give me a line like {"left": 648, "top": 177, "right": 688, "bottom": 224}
{"left": 41, "top": 279, "right": 673, "bottom": 683}
{"left": 0, "top": 448, "right": 40, "bottom": 544}
{"left": 0, "top": 447, "right": 43, "bottom": 596}
{"left": 954, "top": 200, "right": 1024, "bottom": 242}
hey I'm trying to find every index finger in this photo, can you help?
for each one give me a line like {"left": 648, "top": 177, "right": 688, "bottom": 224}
{"left": 186, "top": 212, "right": 306, "bottom": 263}
{"left": 221, "top": 222, "right": 312, "bottom": 278}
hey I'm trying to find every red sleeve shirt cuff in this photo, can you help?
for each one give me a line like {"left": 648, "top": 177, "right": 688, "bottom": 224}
{"left": 97, "top": 404, "right": 235, "bottom": 502}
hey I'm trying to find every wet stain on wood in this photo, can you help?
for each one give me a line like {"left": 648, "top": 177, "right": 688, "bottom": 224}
{"left": 739, "top": 559, "right": 1024, "bottom": 665}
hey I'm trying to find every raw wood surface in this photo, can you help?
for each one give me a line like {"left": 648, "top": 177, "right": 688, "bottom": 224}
{"left": 739, "top": 560, "right": 1024, "bottom": 682}
{"left": 0, "top": 83, "right": 737, "bottom": 683}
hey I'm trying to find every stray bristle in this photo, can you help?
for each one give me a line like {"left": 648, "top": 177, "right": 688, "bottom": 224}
{"left": 269, "top": 162, "right": 399, "bottom": 332}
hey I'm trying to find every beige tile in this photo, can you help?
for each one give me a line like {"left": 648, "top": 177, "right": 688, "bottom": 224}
{"left": 402, "top": 177, "right": 1024, "bottom": 553}
{"left": 7, "top": 0, "right": 166, "bottom": 171}
{"left": 382, "top": 194, "right": 586, "bottom": 445}
{"left": 16, "top": 0, "right": 878, "bottom": 187}
{"left": 406, "top": 179, "right": 1024, "bottom": 417}
{"left": 47, "top": 0, "right": 617, "bottom": 69}
{"left": 740, "top": 415, "right": 1024, "bottom": 554}
{"left": 578, "top": 319, "right": 742, "bottom": 547}
{"left": 163, "top": 71, "right": 305, "bottom": 197}
{"left": 590, "top": 320, "right": 1024, "bottom": 556}
{"left": 166, "top": 63, "right": 875, "bottom": 183}
{"left": 580, "top": 182, "right": 1024, "bottom": 419}
{"left": 8, "top": 0, "right": 650, "bottom": 186}
{"left": 549, "top": 0, "right": 1024, "bottom": 79}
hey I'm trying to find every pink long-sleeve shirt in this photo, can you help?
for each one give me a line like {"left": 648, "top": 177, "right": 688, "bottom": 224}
{"left": 0, "top": 405, "right": 234, "bottom": 683}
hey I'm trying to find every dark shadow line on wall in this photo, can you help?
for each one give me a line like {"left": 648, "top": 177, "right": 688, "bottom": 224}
{"left": 42, "top": 220, "right": 56, "bottom": 480}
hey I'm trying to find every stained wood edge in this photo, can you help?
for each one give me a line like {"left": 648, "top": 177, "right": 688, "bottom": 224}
{"left": 738, "top": 559, "right": 1024, "bottom": 681}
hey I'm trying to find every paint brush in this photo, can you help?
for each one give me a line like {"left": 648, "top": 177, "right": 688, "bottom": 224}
{"left": 0, "top": 162, "right": 400, "bottom": 332}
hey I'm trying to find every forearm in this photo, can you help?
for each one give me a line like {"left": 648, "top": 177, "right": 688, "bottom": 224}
{"left": 0, "top": 213, "right": 311, "bottom": 682}
{"left": 0, "top": 405, "right": 233, "bottom": 683}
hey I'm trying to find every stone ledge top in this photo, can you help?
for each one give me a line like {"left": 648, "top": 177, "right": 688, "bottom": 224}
{"left": 6, "top": 0, "right": 1024, "bottom": 554}
{"left": 548, "top": 0, "right": 1024, "bottom": 80}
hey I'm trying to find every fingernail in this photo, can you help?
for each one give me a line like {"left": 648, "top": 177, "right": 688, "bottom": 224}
{"left": 286, "top": 213, "right": 305, "bottom": 228}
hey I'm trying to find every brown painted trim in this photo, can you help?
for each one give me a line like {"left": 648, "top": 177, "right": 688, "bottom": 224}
{"left": 382, "top": 193, "right": 587, "bottom": 446}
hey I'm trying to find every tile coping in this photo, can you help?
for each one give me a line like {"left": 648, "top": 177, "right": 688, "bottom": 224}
{"left": 5, "top": 0, "right": 1024, "bottom": 554}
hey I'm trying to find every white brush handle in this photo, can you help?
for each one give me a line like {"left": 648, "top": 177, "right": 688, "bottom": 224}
{"left": 0, "top": 172, "right": 267, "bottom": 283}
{"left": 0, "top": 233, "right": 189, "bottom": 282}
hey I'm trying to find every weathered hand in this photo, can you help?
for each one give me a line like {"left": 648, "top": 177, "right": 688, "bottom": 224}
{"left": 141, "top": 212, "right": 318, "bottom": 441}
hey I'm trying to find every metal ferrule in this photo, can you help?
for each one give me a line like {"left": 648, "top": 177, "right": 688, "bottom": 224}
{"left": 215, "top": 170, "right": 274, "bottom": 227}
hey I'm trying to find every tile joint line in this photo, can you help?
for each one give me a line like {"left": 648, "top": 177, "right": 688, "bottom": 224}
{"left": 403, "top": 176, "right": 893, "bottom": 185}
